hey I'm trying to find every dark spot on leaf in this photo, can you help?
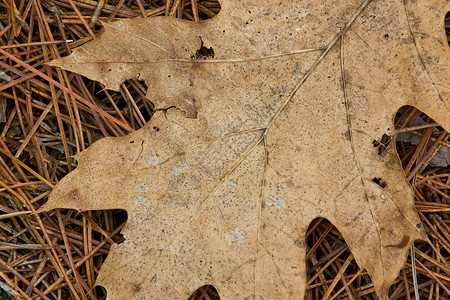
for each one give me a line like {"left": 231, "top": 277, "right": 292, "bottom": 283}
{"left": 69, "top": 189, "right": 79, "bottom": 198}
{"left": 372, "top": 177, "right": 387, "bottom": 188}
{"left": 373, "top": 134, "right": 391, "bottom": 155}
{"left": 344, "top": 130, "right": 350, "bottom": 141}
{"left": 384, "top": 33, "right": 389, "bottom": 38}
{"left": 391, "top": 235, "right": 409, "bottom": 248}
{"left": 130, "top": 282, "right": 142, "bottom": 294}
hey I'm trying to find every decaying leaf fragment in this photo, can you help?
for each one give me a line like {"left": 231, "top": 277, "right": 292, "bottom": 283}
{"left": 42, "top": 0, "right": 450, "bottom": 298}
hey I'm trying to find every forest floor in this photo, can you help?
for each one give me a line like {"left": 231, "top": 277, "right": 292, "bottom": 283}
{"left": 0, "top": 1, "right": 449, "bottom": 299}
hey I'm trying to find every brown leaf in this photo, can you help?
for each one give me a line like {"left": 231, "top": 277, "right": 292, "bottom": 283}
{"left": 41, "top": 0, "right": 450, "bottom": 298}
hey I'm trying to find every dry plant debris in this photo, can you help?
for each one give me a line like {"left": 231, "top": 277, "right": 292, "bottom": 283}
{"left": 0, "top": 0, "right": 448, "bottom": 299}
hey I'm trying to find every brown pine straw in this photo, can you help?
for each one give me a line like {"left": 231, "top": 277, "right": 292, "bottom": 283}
{"left": 0, "top": 1, "right": 448, "bottom": 299}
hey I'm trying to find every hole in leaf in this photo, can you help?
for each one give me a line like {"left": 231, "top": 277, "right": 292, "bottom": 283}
{"left": 188, "top": 285, "right": 220, "bottom": 300}
{"left": 446, "top": 11, "right": 450, "bottom": 47}
{"left": 372, "top": 177, "right": 387, "bottom": 188}
{"left": 95, "top": 285, "right": 107, "bottom": 300}
{"left": 192, "top": 37, "right": 215, "bottom": 59}
{"left": 372, "top": 133, "right": 391, "bottom": 155}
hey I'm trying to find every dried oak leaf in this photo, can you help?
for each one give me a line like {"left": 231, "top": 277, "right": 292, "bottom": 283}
{"left": 42, "top": 0, "right": 450, "bottom": 298}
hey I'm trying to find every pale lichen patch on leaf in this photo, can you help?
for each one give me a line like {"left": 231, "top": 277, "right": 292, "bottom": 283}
{"left": 135, "top": 197, "right": 147, "bottom": 206}
{"left": 148, "top": 156, "right": 159, "bottom": 167}
{"left": 172, "top": 162, "right": 189, "bottom": 176}
{"left": 265, "top": 198, "right": 285, "bottom": 209}
{"left": 135, "top": 183, "right": 149, "bottom": 193}
{"left": 225, "top": 228, "right": 244, "bottom": 245}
